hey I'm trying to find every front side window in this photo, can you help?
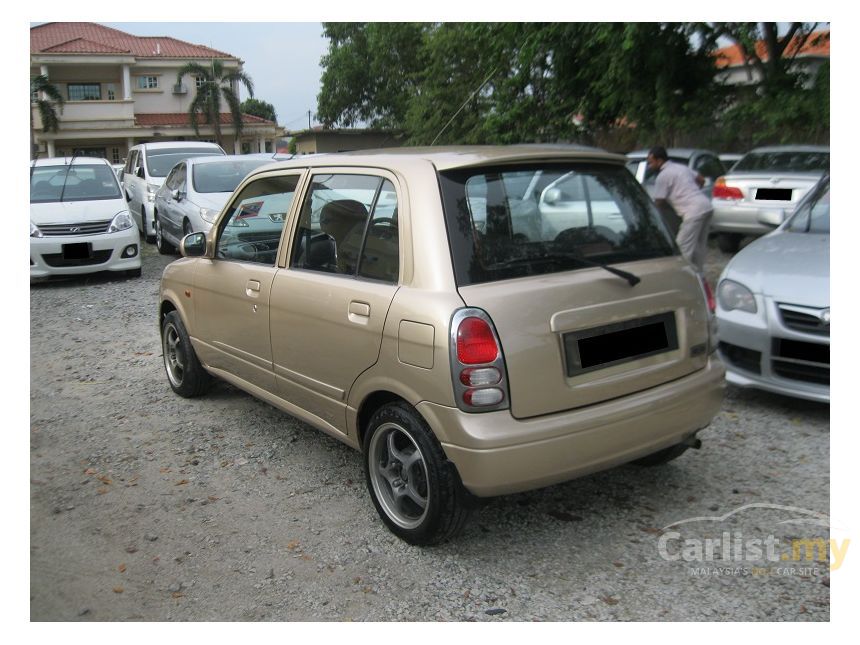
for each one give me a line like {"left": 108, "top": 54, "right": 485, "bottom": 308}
{"left": 68, "top": 83, "right": 100, "bottom": 101}
{"left": 215, "top": 175, "right": 300, "bottom": 265}
{"left": 30, "top": 164, "right": 121, "bottom": 203}
{"left": 290, "top": 174, "right": 399, "bottom": 282}
{"left": 137, "top": 76, "right": 159, "bottom": 90}
{"left": 439, "top": 163, "right": 676, "bottom": 286}
{"left": 144, "top": 147, "right": 224, "bottom": 177}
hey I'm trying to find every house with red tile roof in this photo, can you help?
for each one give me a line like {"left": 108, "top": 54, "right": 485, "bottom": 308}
{"left": 31, "top": 22, "right": 282, "bottom": 159}
{"left": 713, "top": 29, "right": 830, "bottom": 87}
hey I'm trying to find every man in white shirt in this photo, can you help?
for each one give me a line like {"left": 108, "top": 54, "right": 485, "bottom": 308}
{"left": 646, "top": 146, "right": 713, "bottom": 274}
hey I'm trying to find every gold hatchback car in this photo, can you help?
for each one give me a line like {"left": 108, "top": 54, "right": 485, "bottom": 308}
{"left": 159, "top": 146, "right": 725, "bottom": 544}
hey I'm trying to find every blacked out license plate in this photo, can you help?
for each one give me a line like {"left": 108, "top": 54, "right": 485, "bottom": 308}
{"left": 62, "top": 242, "right": 92, "bottom": 260}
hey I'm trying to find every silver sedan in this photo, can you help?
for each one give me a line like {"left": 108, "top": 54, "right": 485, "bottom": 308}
{"left": 153, "top": 155, "right": 276, "bottom": 254}
{"left": 715, "top": 174, "right": 829, "bottom": 403}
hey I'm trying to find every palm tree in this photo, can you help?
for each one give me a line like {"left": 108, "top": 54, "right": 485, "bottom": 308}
{"left": 177, "top": 59, "right": 254, "bottom": 149}
{"left": 30, "top": 74, "right": 65, "bottom": 159}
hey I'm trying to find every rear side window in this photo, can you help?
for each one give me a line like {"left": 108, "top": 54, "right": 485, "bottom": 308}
{"left": 290, "top": 174, "right": 399, "bottom": 283}
{"left": 438, "top": 163, "right": 675, "bottom": 286}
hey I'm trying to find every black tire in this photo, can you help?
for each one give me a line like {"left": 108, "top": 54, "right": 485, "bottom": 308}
{"left": 716, "top": 232, "right": 742, "bottom": 254}
{"left": 142, "top": 208, "right": 155, "bottom": 243}
{"left": 363, "top": 402, "right": 472, "bottom": 545}
{"left": 125, "top": 267, "right": 142, "bottom": 278}
{"left": 155, "top": 216, "right": 175, "bottom": 255}
{"left": 632, "top": 442, "right": 692, "bottom": 466}
{"left": 161, "top": 311, "right": 211, "bottom": 398}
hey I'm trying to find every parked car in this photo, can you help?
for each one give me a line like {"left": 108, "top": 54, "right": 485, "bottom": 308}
{"left": 710, "top": 145, "right": 829, "bottom": 253}
{"left": 159, "top": 146, "right": 725, "bottom": 544}
{"left": 111, "top": 163, "right": 124, "bottom": 184}
{"left": 715, "top": 174, "right": 829, "bottom": 403}
{"left": 30, "top": 157, "right": 141, "bottom": 279}
{"left": 626, "top": 148, "right": 727, "bottom": 235}
{"left": 153, "top": 155, "right": 277, "bottom": 254}
{"left": 122, "top": 141, "right": 225, "bottom": 242}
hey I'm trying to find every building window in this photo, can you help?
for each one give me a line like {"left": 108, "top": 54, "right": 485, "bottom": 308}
{"left": 68, "top": 83, "right": 101, "bottom": 101}
{"left": 106, "top": 84, "right": 116, "bottom": 101}
{"left": 112, "top": 147, "right": 121, "bottom": 164}
{"left": 136, "top": 76, "right": 159, "bottom": 90}
{"left": 195, "top": 76, "right": 205, "bottom": 89}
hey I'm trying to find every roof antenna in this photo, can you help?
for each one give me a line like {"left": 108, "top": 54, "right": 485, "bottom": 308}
{"left": 431, "top": 67, "right": 497, "bottom": 146}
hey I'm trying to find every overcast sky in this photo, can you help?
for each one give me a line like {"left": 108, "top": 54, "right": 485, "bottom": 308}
{"left": 104, "top": 22, "right": 329, "bottom": 132}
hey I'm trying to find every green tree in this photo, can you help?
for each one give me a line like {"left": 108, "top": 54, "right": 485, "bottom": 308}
{"left": 177, "top": 59, "right": 254, "bottom": 148}
{"left": 30, "top": 74, "right": 64, "bottom": 159}
{"left": 241, "top": 98, "right": 277, "bottom": 123}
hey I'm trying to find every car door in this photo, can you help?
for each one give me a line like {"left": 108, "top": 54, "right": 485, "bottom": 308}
{"left": 163, "top": 163, "right": 187, "bottom": 243}
{"left": 192, "top": 171, "right": 305, "bottom": 390}
{"left": 269, "top": 171, "right": 401, "bottom": 434}
{"left": 123, "top": 150, "right": 142, "bottom": 225}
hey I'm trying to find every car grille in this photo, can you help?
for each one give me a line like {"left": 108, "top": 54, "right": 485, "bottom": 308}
{"left": 771, "top": 338, "right": 829, "bottom": 385}
{"left": 41, "top": 250, "right": 113, "bottom": 267}
{"left": 718, "top": 341, "right": 761, "bottom": 375}
{"left": 38, "top": 221, "right": 112, "bottom": 236}
{"left": 778, "top": 304, "right": 829, "bottom": 336}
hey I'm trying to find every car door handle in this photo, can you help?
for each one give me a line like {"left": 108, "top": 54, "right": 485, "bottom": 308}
{"left": 348, "top": 300, "right": 371, "bottom": 324}
{"left": 245, "top": 280, "right": 261, "bottom": 297}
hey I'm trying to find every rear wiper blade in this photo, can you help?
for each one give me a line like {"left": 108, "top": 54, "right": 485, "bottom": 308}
{"left": 488, "top": 253, "right": 641, "bottom": 286}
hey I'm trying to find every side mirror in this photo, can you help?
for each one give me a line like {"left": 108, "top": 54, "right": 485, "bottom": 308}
{"left": 543, "top": 187, "right": 562, "bottom": 205}
{"left": 180, "top": 231, "right": 206, "bottom": 257}
{"left": 172, "top": 189, "right": 183, "bottom": 202}
{"left": 757, "top": 209, "right": 786, "bottom": 227}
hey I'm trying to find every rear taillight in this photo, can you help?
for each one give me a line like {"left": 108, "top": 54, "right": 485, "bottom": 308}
{"left": 450, "top": 309, "right": 509, "bottom": 412}
{"left": 712, "top": 177, "right": 743, "bottom": 200}
{"left": 700, "top": 276, "right": 716, "bottom": 314}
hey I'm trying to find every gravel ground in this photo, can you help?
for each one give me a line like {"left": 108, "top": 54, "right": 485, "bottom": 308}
{"left": 30, "top": 237, "right": 830, "bottom": 621}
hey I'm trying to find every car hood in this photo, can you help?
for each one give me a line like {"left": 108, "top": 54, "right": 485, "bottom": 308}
{"left": 30, "top": 198, "right": 128, "bottom": 225}
{"left": 722, "top": 231, "right": 829, "bottom": 307}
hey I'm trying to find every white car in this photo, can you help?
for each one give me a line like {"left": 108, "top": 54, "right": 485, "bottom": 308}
{"left": 121, "top": 141, "right": 225, "bottom": 242}
{"left": 153, "top": 155, "right": 276, "bottom": 254}
{"left": 30, "top": 157, "right": 141, "bottom": 279}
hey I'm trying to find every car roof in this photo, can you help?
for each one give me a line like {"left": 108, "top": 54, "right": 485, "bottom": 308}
{"left": 133, "top": 141, "right": 223, "bottom": 150}
{"left": 185, "top": 154, "right": 276, "bottom": 166}
{"left": 245, "top": 145, "right": 625, "bottom": 175}
{"left": 744, "top": 145, "right": 830, "bottom": 154}
{"left": 31, "top": 157, "right": 110, "bottom": 167}
{"left": 626, "top": 148, "right": 717, "bottom": 160}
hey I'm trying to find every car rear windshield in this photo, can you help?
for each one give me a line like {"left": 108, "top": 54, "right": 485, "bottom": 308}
{"left": 438, "top": 163, "right": 676, "bottom": 286}
{"left": 733, "top": 151, "right": 829, "bottom": 173}
{"left": 146, "top": 148, "right": 224, "bottom": 177}
{"left": 30, "top": 164, "right": 121, "bottom": 203}
{"left": 192, "top": 159, "right": 272, "bottom": 193}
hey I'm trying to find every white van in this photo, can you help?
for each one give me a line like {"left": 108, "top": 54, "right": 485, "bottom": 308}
{"left": 122, "top": 141, "right": 225, "bottom": 241}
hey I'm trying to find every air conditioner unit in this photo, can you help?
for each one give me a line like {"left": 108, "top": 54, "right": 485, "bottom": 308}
{"left": 172, "top": 84, "right": 187, "bottom": 95}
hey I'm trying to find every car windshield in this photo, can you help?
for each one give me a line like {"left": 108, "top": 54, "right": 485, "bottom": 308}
{"left": 786, "top": 180, "right": 830, "bottom": 234}
{"left": 438, "top": 163, "right": 676, "bottom": 286}
{"left": 733, "top": 151, "right": 829, "bottom": 173}
{"left": 30, "top": 164, "right": 121, "bottom": 203}
{"left": 145, "top": 148, "right": 223, "bottom": 177}
{"left": 192, "top": 159, "right": 272, "bottom": 193}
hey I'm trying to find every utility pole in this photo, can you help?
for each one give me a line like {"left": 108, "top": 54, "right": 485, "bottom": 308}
{"left": 308, "top": 110, "right": 312, "bottom": 130}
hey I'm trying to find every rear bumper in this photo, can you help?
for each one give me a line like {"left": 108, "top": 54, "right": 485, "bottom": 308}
{"left": 711, "top": 200, "right": 783, "bottom": 235}
{"left": 418, "top": 358, "right": 725, "bottom": 497}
